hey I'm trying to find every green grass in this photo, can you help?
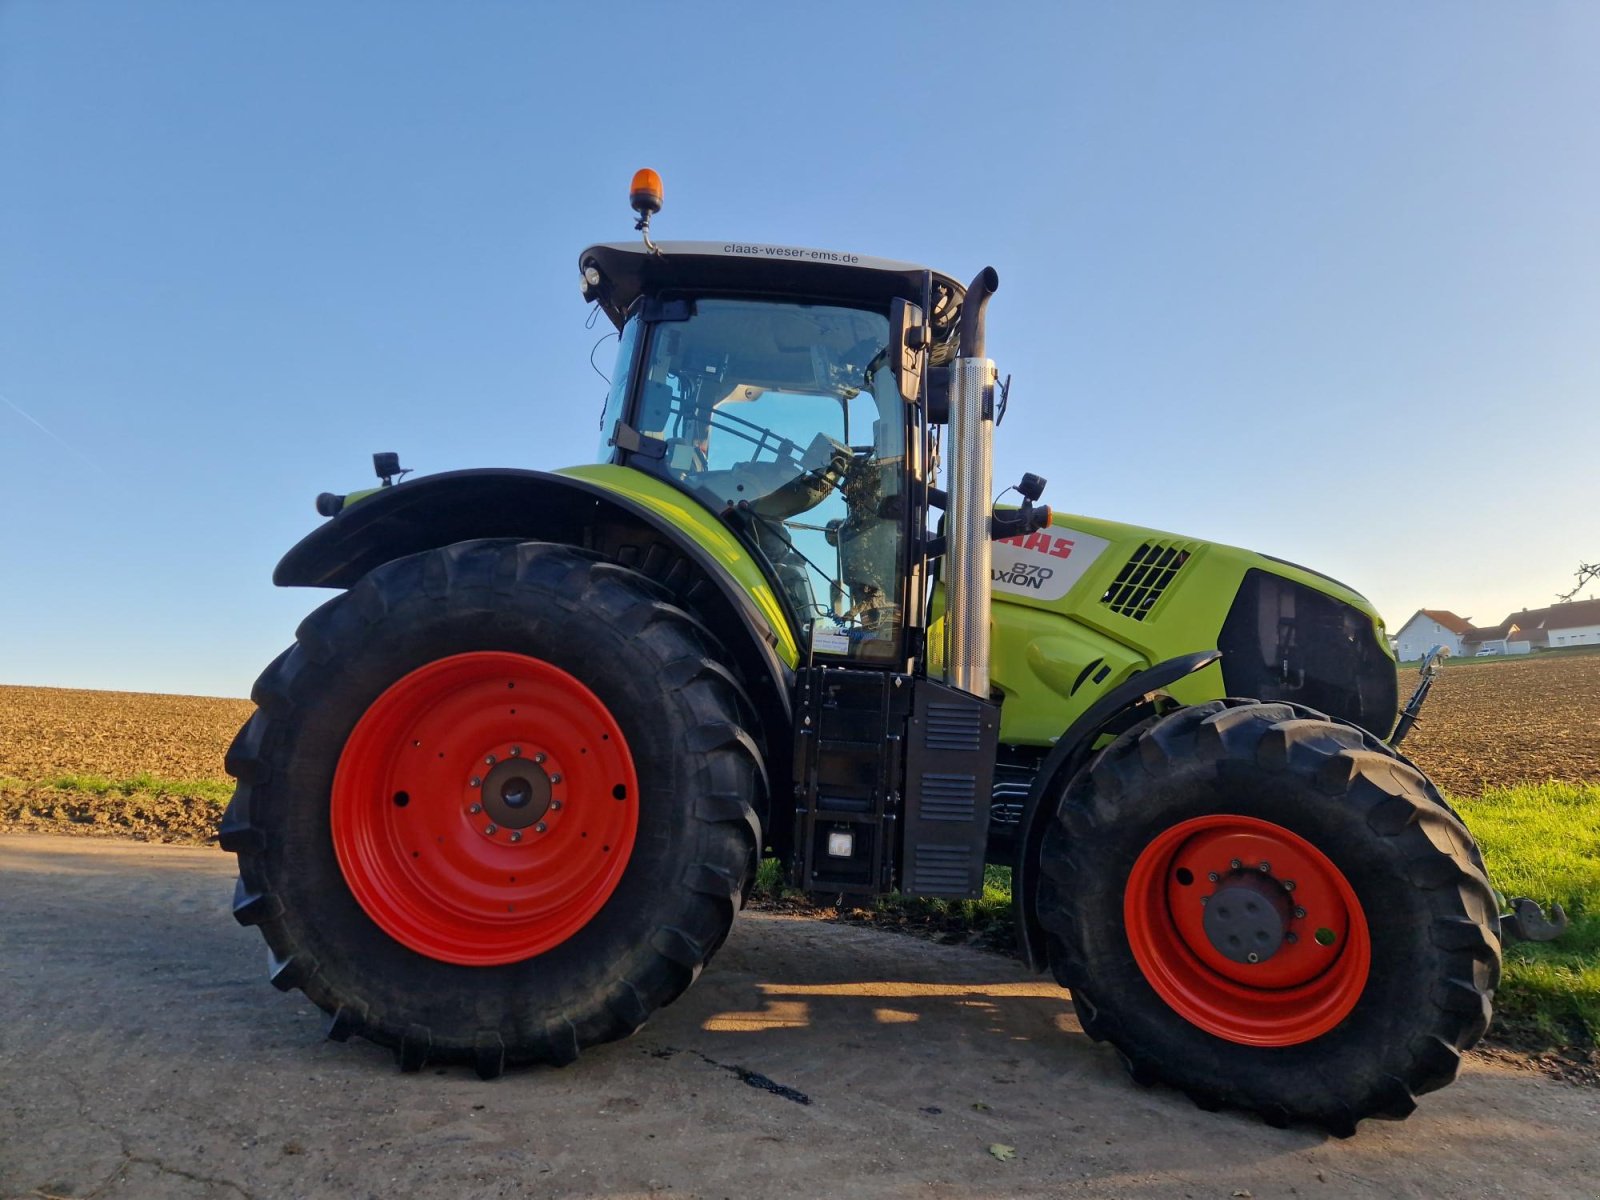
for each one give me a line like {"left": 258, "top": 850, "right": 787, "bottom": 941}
{"left": 1455, "top": 782, "right": 1600, "bottom": 1044}
{"left": 0, "top": 772, "right": 233, "bottom": 805}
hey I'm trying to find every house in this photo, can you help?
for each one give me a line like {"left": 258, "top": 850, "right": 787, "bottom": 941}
{"left": 1457, "top": 598, "right": 1600, "bottom": 656}
{"left": 1540, "top": 597, "right": 1600, "bottom": 649}
{"left": 1393, "top": 610, "right": 1474, "bottom": 661}
{"left": 1462, "top": 621, "right": 1521, "bottom": 656}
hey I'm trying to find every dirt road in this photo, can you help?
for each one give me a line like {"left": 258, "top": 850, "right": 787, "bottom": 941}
{"left": 2, "top": 835, "right": 1597, "bottom": 1200}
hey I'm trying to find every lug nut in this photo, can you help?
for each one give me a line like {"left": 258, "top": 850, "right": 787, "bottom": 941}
{"left": 1207, "top": 871, "right": 1220, "bottom": 883}
{"left": 485, "top": 754, "right": 496, "bottom": 765}
{"left": 1283, "top": 880, "right": 1296, "bottom": 892}
{"left": 551, "top": 800, "right": 563, "bottom": 811}
{"left": 510, "top": 831, "right": 522, "bottom": 843}
{"left": 510, "top": 746, "right": 522, "bottom": 757}
{"left": 535, "top": 821, "right": 548, "bottom": 833}
{"left": 1257, "top": 861, "right": 1271, "bottom": 873}
{"left": 484, "top": 824, "right": 498, "bottom": 835}
{"left": 1200, "top": 895, "right": 1209, "bottom": 906}
{"left": 534, "top": 752, "right": 547, "bottom": 764}
{"left": 549, "top": 773, "right": 562, "bottom": 785}
{"left": 1294, "top": 906, "right": 1307, "bottom": 919}
{"left": 1286, "top": 932, "right": 1299, "bottom": 944}
{"left": 1246, "top": 952, "right": 1260, "bottom": 963}
{"left": 469, "top": 803, "right": 483, "bottom": 814}
{"left": 470, "top": 777, "right": 482, "bottom": 788}
{"left": 1230, "top": 859, "right": 1242, "bottom": 870}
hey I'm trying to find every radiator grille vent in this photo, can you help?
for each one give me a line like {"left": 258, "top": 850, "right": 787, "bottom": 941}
{"left": 1101, "top": 542, "right": 1192, "bottom": 621}
{"left": 918, "top": 773, "right": 977, "bottom": 821}
{"left": 909, "top": 844, "right": 973, "bottom": 893}
{"left": 925, "top": 702, "right": 982, "bottom": 751}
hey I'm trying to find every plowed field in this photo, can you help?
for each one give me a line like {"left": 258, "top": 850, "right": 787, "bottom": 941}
{"left": 0, "top": 686, "right": 248, "bottom": 842}
{"left": 1395, "top": 652, "right": 1600, "bottom": 796}
{"left": 0, "top": 686, "right": 250, "bottom": 781}
{"left": 1, "top": 652, "right": 1596, "bottom": 843}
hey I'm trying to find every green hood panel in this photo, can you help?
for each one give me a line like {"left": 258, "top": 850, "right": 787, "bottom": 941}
{"left": 946, "top": 511, "right": 1388, "bottom": 746}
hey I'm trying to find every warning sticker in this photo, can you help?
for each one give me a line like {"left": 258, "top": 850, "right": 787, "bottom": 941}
{"left": 810, "top": 624, "right": 852, "bottom": 655}
{"left": 990, "top": 527, "right": 1111, "bottom": 603}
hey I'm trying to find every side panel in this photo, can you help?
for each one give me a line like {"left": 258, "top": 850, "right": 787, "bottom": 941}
{"left": 789, "top": 666, "right": 1000, "bottom": 900}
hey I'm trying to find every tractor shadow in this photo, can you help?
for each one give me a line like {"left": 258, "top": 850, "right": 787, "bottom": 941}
{"left": 640, "top": 911, "right": 1141, "bottom": 1100}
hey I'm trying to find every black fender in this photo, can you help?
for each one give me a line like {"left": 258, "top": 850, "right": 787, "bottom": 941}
{"left": 274, "top": 468, "right": 794, "bottom": 837}
{"left": 1012, "top": 649, "right": 1222, "bottom": 971}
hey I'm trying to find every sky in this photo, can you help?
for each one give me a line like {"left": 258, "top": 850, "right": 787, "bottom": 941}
{"left": 1, "top": 1, "right": 1596, "bottom": 697}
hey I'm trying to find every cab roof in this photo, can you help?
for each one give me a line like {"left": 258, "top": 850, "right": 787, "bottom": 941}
{"left": 579, "top": 240, "right": 967, "bottom": 343}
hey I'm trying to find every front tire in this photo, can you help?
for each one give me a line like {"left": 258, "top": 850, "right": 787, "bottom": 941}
{"left": 1037, "top": 700, "right": 1499, "bottom": 1134}
{"left": 222, "top": 540, "right": 766, "bottom": 1077}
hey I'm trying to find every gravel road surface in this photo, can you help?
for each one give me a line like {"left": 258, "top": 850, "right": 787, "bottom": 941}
{"left": 2, "top": 834, "right": 1597, "bottom": 1199}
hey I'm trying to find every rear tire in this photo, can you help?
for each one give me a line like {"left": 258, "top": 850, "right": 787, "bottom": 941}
{"left": 1037, "top": 700, "right": 1499, "bottom": 1134}
{"left": 221, "top": 540, "right": 765, "bottom": 1076}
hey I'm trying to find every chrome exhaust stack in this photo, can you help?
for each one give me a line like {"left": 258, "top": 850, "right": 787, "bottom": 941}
{"left": 945, "top": 267, "right": 999, "bottom": 699}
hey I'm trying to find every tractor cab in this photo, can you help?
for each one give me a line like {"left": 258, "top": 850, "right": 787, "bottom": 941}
{"left": 581, "top": 240, "right": 968, "bottom": 666}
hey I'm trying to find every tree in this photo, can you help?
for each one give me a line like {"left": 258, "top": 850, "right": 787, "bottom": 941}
{"left": 1558, "top": 561, "right": 1600, "bottom": 602}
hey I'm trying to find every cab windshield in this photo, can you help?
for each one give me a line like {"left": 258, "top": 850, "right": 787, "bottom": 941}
{"left": 619, "top": 298, "right": 906, "bottom": 661}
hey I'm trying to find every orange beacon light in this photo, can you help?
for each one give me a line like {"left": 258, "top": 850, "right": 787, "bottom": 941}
{"left": 630, "top": 169, "right": 663, "bottom": 218}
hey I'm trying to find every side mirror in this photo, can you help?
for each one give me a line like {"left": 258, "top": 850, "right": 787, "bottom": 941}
{"left": 889, "top": 297, "right": 925, "bottom": 406}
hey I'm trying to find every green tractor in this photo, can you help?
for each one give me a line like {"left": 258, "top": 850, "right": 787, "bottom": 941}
{"left": 224, "top": 172, "right": 1501, "bottom": 1134}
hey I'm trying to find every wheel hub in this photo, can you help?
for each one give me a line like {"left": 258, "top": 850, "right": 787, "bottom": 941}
{"left": 1202, "top": 872, "right": 1292, "bottom": 964}
{"left": 475, "top": 750, "right": 556, "bottom": 830}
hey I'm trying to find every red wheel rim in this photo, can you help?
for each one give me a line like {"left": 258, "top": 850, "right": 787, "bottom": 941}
{"left": 331, "top": 651, "right": 638, "bottom": 966}
{"left": 1123, "top": 814, "right": 1370, "bottom": 1046}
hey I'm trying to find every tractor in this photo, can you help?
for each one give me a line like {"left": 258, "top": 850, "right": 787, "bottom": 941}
{"left": 223, "top": 170, "right": 1501, "bottom": 1134}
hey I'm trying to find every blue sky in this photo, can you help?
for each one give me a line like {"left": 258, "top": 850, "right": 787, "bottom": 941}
{"left": 2, "top": 1, "right": 1595, "bottom": 697}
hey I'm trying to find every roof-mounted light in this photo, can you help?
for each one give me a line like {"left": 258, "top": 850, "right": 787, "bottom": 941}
{"left": 629, "top": 169, "right": 662, "bottom": 218}
{"left": 629, "top": 168, "right": 664, "bottom": 256}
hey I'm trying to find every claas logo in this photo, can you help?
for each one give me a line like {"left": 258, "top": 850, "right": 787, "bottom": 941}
{"left": 998, "top": 531, "right": 1075, "bottom": 560}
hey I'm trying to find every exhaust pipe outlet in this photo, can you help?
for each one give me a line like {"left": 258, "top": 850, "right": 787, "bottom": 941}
{"left": 946, "top": 267, "right": 1000, "bottom": 698}
{"left": 958, "top": 266, "right": 999, "bottom": 358}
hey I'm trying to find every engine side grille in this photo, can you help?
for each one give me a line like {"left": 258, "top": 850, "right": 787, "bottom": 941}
{"left": 1101, "top": 541, "right": 1193, "bottom": 621}
{"left": 918, "top": 772, "right": 978, "bottom": 822}
{"left": 925, "top": 701, "right": 982, "bottom": 751}
{"left": 909, "top": 844, "right": 974, "bottom": 894}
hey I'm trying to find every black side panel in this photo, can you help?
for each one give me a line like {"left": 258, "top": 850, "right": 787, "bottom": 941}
{"left": 1218, "top": 569, "right": 1397, "bottom": 737}
{"left": 901, "top": 680, "right": 999, "bottom": 899}
{"left": 791, "top": 667, "right": 910, "bottom": 895}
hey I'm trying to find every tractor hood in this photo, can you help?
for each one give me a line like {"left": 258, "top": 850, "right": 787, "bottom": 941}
{"left": 957, "top": 511, "right": 1400, "bottom": 745}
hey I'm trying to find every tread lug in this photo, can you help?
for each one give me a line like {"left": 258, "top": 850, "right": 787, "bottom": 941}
{"left": 231, "top": 877, "right": 281, "bottom": 927}
{"left": 398, "top": 1024, "right": 431, "bottom": 1072}
{"left": 474, "top": 1032, "right": 507, "bottom": 1080}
